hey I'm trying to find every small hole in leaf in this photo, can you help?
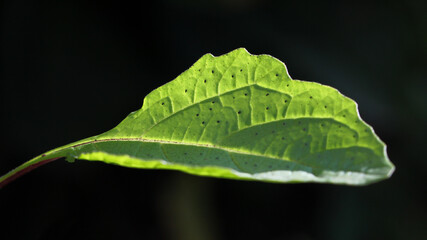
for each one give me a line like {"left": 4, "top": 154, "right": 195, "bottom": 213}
{"left": 204, "top": 79, "right": 207, "bottom": 83}
{"left": 240, "top": 69, "right": 243, "bottom": 72}
{"left": 284, "top": 100, "right": 288, "bottom": 103}
{"left": 276, "top": 73, "right": 279, "bottom": 77}
{"left": 232, "top": 75, "right": 235, "bottom": 78}
{"left": 212, "top": 101, "right": 215, "bottom": 104}
{"left": 185, "top": 89, "right": 188, "bottom": 93}
{"left": 196, "top": 114, "right": 199, "bottom": 117}
{"left": 212, "top": 70, "right": 215, "bottom": 74}
{"left": 217, "top": 120, "right": 220, "bottom": 123}
{"left": 244, "top": 93, "right": 248, "bottom": 96}
{"left": 161, "top": 102, "right": 164, "bottom": 105}
{"left": 238, "top": 111, "right": 241, "bottom": 114}
{"left": 202, "top": 121, "right": 205, "bottom": 124}
{"left": 266, "top": 93, "right": 269, "bottom": 96}
{"left": 209, "top": 108, "right": 212, "bottom": 111}
{"left": 310, "top": 96, "right": 313, "bottom": 99}
{"left": 266, "top": 107, "right": 269, "bottom": 110}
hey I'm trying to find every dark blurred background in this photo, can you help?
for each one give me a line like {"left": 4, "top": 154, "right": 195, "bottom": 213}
{"left": 1, "top": 1, "right": 426, "bottom": 239}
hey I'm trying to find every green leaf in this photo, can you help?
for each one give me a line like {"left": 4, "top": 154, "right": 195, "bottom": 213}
{"left": 0, "top": 48, "right": 394, "bottom": 187}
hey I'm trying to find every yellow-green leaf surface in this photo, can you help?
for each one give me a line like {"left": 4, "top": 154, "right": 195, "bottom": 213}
{"left": 0, "top": 48, "right": 394, "bottom": 187}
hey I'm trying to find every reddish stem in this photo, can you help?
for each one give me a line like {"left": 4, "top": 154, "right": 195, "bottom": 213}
{"left": 0, "top": 157, "right": 61, "bottom": 188}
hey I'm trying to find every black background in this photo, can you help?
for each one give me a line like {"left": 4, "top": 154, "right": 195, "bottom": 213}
{"left": 1, "top": 1, "right": 426, "bottom": 239}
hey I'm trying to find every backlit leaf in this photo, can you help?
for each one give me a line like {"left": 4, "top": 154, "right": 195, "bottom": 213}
{"left": 0, "top": 48, "right": 394, "bottom": 187}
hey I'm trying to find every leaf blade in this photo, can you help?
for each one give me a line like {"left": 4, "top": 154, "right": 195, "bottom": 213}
{"left": 0, "top": 48, "right": 394, "bottom": 187}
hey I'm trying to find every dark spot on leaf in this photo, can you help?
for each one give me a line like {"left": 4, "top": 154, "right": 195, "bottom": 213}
{"left": 310, "top": 96, "right": 313, "bottom": 99}
{"left": 286, "top": 84, "right": 289, "bottom": 87}
{"left": 209, "top": 108, "right": 212, "bottom": 111}
{"left": 284, "top": 100, "right": 288, "bottom": 103}
{"left": 266, "top": 93, "right": 269, "bottom": 96}
{"left": 212, "top": 70, "right": 215, "bottom": 73}
{"left": 238, "top": 110, "right": 241, "bottom": 114}
{"left": 240, "top": 69, "right": 243, "bottom": 72}
{"left": 232, "top": 75, "right": 235, "bottom": 78}
{"left": 204, "top": 79, "right": 207, "bottom": 83}
{"left": 196, "top": 114, "right": 199, "bottom": 117}
{"left": 324, "top": 105, "right": 327, "bottom": 108}
{"left": 276, "top": 73, "right": 279, "bottom": 77}
{"left": 212, "top": 101, "right": 215, "bottom": 104}
{"left": 185, "top": 89, "right": 188, "bottom": 93}
{"left": 266, "top": 107, "right": 269, "bottom": 110}
{"left": 161, "top": 102, "right": 164, "bottom": 105}
{"left": 244, "top": 93, "right": 248, "bottom": 96}
{"left": 202, "top": 121, "right": 205, "bottom": 124}
{"left": 217, "top": 120, "right": 220, "bottom": 123}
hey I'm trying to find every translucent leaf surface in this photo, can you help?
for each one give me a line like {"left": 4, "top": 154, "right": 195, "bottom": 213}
{"left": 0, "top": 48, "right": 394, "bottom": 187}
